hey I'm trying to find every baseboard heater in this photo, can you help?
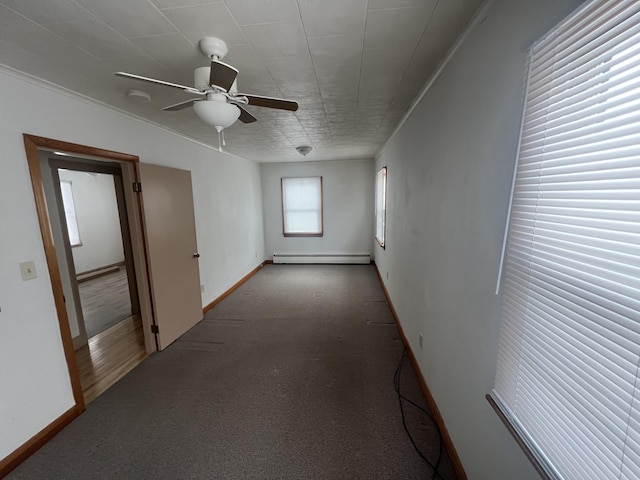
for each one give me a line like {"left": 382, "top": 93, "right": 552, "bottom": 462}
{"left": 76, "top": 262, "right": 124, "bottom": 283}
{"left": 272, "top": 254, "right": 370, "bottom": 264}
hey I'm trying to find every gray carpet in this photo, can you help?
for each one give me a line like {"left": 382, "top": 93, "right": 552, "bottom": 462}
{"left": 9, "top": 264, "right": 457, "bottom": 480}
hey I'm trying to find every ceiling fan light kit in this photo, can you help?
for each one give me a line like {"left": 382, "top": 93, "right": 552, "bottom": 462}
{"left": 193, "top": 98, "right": 240, "bottom": 129}
{"left": 114, "top": 36, "right": 299, "bottom": 151}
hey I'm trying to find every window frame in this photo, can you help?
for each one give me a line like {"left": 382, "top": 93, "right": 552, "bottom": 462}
{"left": 280, "top": 176, "right": 324, "bottom": 237}
{"left": 375, "top": 166, "right": 387, "bottom": 248}
{"left": 59, "top": 179, "right": 82, "bottom": 247}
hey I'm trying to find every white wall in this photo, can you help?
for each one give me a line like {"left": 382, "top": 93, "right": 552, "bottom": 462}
{"left": 0, "top": 66, "right": 264, "bottom": 461}
{"left": 58, "top": 169, "right": 125, "bottom": 274}
{"left": 261, "top": 159, "right": 374, "bottom": 259}
{"left": 374, "top": 0, "right": 584, "bottom": 478}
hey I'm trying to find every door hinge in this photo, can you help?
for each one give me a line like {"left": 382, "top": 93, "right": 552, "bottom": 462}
{"left": 151, "top": 324, "right": 159, "bottom": 334}
{"left": 132, "top": 182, "right": 142, "bottom": 192}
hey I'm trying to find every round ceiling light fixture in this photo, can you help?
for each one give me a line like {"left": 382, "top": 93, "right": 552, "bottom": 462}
{"left": 126, "top": 89, "right": 151, "bottom": 103}
{"left": 296, "top": 145, "right": 313, "bottom": 156}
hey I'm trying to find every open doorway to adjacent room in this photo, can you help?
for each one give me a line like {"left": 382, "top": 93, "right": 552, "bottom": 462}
{"left": 46, "top": 157, "right": 146, "bottom": 404}
{"left": 29, "top": 138, "right": 155, "bottom": 407}
{"left": 25, "top": 135, "right": 204, "bottom": 410}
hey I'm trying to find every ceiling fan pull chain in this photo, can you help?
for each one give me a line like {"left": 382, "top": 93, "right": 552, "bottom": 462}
{"left": 217, "top": 129, "right": 222, "bottom": 152}
{"left": 222, "top": 129, "right": 226, "bottom": 147}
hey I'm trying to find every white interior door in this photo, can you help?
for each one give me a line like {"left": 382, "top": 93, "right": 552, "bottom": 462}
{"left": 138, "top": 163, "right": 202, "bottom": 350}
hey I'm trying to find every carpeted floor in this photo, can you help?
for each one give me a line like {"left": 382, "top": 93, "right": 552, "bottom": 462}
{"left": 9, "top": 264, "right": 457, "bottom": 480}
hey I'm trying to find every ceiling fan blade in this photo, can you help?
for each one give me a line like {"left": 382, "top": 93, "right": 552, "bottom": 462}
{"left": 115, "top": 72, "right": 204, "bottom": 95}
{"left": 238, "top": 106, "right": 257, "bottom": 124}
{"left": 209, "top": 60, "right": 238, "bottom": 92}
{"left": 239, "top": 94, "right": 298, "bottom": 112}
{"left": 162, "top": 98, "right": 199, "bottom": 111}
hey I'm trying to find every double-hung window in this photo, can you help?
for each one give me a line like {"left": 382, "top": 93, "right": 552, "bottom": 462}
{"left": 375, "top": 167, "right": 387, "bottom": 248}
{"left": 491, "top": 1, "right": 640, "bottom": 479}
{"left": 281, "top": 176, "right": 323, "bottom": 237}
{"left": 59, "top": 179, "right": 82, "bottom": 247}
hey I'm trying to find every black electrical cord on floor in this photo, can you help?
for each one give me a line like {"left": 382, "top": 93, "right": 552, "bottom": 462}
{"left": 394, "top": 347, "right": 445, "bottom": 480}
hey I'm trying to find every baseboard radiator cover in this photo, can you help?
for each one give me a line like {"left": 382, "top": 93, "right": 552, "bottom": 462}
{"left": 273, "top": 254, "right": 370, "bottom": 264}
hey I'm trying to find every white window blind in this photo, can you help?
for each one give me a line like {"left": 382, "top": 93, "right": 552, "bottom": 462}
{"left": 281, "top": 176, "right": 323, "bottom": 236}
{"left": 492, "top": 1, "right": 640, "bottom": 479}
{"left": 375, "top": 166, "right": 387, "bottom": 247}
{"left": 60, "top": 179, "right": 82, "bottom": 247}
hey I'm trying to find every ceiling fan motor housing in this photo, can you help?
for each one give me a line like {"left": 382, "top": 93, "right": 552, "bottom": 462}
{"left": 194, "top": 66, "right": 211, "bottom": 91}
{"left": 194, "top": 66, "right": 238, "bottom": 93}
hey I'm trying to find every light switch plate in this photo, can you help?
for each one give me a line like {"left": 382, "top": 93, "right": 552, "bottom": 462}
{"left": 20, "top": 261, "right": 37, "bottom": 281}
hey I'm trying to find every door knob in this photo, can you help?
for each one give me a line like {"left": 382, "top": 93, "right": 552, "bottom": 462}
{"left": 193, "top": 253, "right": 200, "bottom": 258}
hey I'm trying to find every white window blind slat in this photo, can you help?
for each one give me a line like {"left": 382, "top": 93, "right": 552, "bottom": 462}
{"left": 523, "top": 106, "right": 640, "bottom": 152}
{"left": 518, "top": 369, "right": 630, "bottom": 465}
{"left": 531, "top": 2, "right": 639, "bottom": 82}
{"left": 515, "top": 364, "right": 624, "bottom": 480}
{"left": 526, "top": 250, "right": 640, "bottom": 310}
{"left": 281, "top": 177, "right": 323, "bottom": 236}
{"left": 525, "top": 87, "right": 640, "bottom": 143}
{"left": 523, "top": 287, "right": 640, "bottom": 370}
{"left": 503, "top": 270, "right": 640, "bottom": 361}
{"left": 528, "top": 47, "right": 640, "bottom": 123}
{"left": 516, "top": 156, "right": 640, "bottom": 177}
{"left": 528, "top": 16, "right": 640, "bottom": 104}
{"left": 492, "top": 1, "right": 640, "bottom": 478}
{"left": 517, "top": 148, "right": 640, "bottom": 171}
{"left": 531, "top": 1, "right": 631, "bottom": 66}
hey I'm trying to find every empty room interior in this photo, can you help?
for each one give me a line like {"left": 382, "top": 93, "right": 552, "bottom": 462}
{"left": 2, "top": 0, "right": 640, "bottom": 479}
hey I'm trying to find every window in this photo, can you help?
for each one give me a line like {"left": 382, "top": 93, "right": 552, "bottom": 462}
{"left": 491, "top": 1, "right": 640, "bottom": 479}
{"left": 375, "top": 166, "right": 387, "bottom": 248}
{"left": 59, "top": 179, "right": 82, "bottom": 247}
{"left": 281, "top": 176, "right": 323, "bottom": 236}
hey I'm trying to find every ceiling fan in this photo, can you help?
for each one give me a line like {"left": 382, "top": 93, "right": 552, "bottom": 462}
{"left": 115, "top": 37, "right": 298, "bottom": 149}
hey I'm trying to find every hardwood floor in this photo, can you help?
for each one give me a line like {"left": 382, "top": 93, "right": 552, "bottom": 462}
{"left": 78, "top": 267, "right": 132, "bottom": 338}
{"left": 76, "top": 315, "right": 148, "bottom": 404}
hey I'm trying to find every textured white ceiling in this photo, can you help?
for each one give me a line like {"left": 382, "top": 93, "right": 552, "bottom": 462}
{"left": 0, "top": 0, "right": 482, "bottom": 162}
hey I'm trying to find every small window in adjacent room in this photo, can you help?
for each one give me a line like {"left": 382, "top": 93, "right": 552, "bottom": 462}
{"left": 281, "top": 176, "right": 323, "bottom": 237}
{"left": 491, "top": 1, "right": 640, "bottom": 480}
{"left": 59, "top": 179, "right": 82, "bottom": 247}
{"left": 375, "top": 166, "right": 387, "bottom": 248}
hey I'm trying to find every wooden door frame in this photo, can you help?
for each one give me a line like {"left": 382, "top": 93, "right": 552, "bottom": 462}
{"left": 12, "top": 134, "right": 154, "bottom": 472}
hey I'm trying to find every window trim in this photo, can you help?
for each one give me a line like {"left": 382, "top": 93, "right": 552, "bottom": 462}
{"left": 375, "top": 166, "right": 387, "bottom": 248}
{"left": 59, "top": 179, "right": 82, "bottom": 247}
{"left": 280, "top": 176, "right": 324, "bottom": 237}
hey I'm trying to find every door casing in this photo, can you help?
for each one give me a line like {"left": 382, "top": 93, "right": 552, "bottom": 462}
{"left": 23, "top": 134, "right": 156, "bottom": 411}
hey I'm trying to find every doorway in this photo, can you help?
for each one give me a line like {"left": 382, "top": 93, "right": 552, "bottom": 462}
{"left": 24, "top": 135, "right": 156, "bottom": 411}
{"left": 24, "top": 134, "right": 204, "bottom": 414}
{"left": 46, "top": 158, "right": 147, "bottom": 403}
